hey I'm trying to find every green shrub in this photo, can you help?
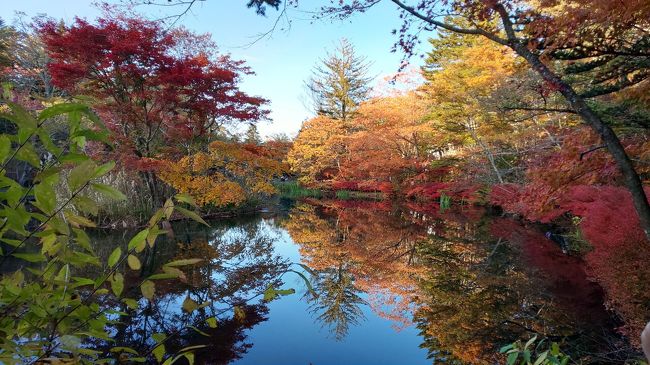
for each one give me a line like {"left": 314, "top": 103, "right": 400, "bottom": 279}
{"left": 0, "top": 99, "right": 207, "bottom": 364}
{"left": 500, "top": 336, "right": 570, "bottom": 365}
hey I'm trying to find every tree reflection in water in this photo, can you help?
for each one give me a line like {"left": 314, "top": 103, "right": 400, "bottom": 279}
{"left": 283, "top": 200, "right": 639, "bottom": 364}
{"left": 88, "top": 218, "right": 291, "bottom": 364}
{"left": 306, "top": 262, "right": 367, "bottom": 340}
{"left": 85, "top": 200, "right": 643, "bottom": 364}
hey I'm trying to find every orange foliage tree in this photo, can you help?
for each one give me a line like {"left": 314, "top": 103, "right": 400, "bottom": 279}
{"left": 287, "top": 116, "right": 348, "bottom": 185}
{"left": 159, "top": 140, "right": 288, "bottom": 207}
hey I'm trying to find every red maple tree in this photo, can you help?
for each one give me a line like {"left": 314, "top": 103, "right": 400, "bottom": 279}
{"left": 39, "top": 13, "right": 268, "bottom": 202}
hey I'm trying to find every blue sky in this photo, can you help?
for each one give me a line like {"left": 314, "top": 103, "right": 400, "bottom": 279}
{"left": 0, "top": 1, "right": 430, "bottom": 138}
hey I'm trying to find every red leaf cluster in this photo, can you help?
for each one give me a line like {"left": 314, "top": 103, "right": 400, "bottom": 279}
{"left": 39, "top": 14, "right": 268, "bottom": 168}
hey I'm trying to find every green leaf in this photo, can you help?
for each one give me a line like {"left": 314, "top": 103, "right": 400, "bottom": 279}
{"left": 175, "top": 206, "right": 208, "bottom": 226}
{"left": 184, "top": 352, "right": 195, "bottom": 365}
{"left": 15, "top": 143, "right": 40, "bottom": 167}
{"left": 206, "top": 317, "right": 218, "bottom": 328}
{"left": 122, "top": 298, "right": 139, "bottom": 310}
{"left": 175, "top": 193, "right": 197, "bottom": 208}
{"left": 524, "top": 336, "right": 537, "bottom": 350}
{"left": 128, "top": 229, "right": 149, "bottom": 251}
{"left": 182, "top": 296, "right": 199, "bottom": 313}
{"left": 73, "top": 195, "right": 98, "bottom": 216}
{"left": 263, "top": 286, "right": 296, "bottom": 301}
{"left": 110, "top": 347, "right": 139, "bottom": 355}
{"left": 162, "top": 266, "right": 187, "bottom": 280}
{"left": 49, "top": 215, "right": 70, "bottom": 236}
{"left": 108, "top": 247, "right": 121, "bottom": 268}
{"left": 64, "top": 211, "right": 97, "bottom": 228}
{"left": 148, "top": 273, "right": 180, "bottom": 280}
{"left": 152, "top": 333, "right": 167, "bottom": 343}
{"left": 37, "top": 128, "right": 61, "bottom": 155}
{"left": 153, "top": 343, "right": 165, "bottom": 363}
{"left": 534, "top": 351, "right": 549, "bottom": 365}
{"left": 68, "top": 160, "right": 96, "bottom": 191}
{"left": 1, "top": 238, "right": 22, "bottom": 247}
{"left": 163, "top": 198, "right": 174, "bottom": 219}
{"left": 141, "top": 280, "right": 155, "bottom": 300}
{"left": 127, "top": 255, "right": 141, "bottom": 271}
{"left": 72, "top": 277, "right": 96, "bottom": 288}
{"left": 187, "top": 325, "right": 210, "bottom": 337}
{"left": 148, "top": 208, "right": 165, "bottom": 228}
{"left": 164, "top": 258, "right": 202, "bottom": 267}
{"left": 92, "top": 161, "right": 115, "bottom": 179}
{"left": 73, "top": 228, "right": 92, "bottom": 252}
{"left": 71, "top": 129, "right": 109, "bottom": 143}
{"left": 550, "top": 343, "right": 560, "bottom": 357}
{"left": 5, "top": 102, "right": 37, "bottom": 130}
{"left": 111, "top": 273, "right": 124, "bottom": 297}
{"left": 38, "top": 102, "right": 89, "bottom": 121}
{"left": 12, "top": 252, "right": 45, "bottom": 263}
{"left": 34, "top": 181, "right": 57, "bottom": 215}
{"left": 42, "top": 234, "right": 61, "bottom": 255}
{"left": 506, "top": 352, "right": 518, "bottom": 365}
{"left": 91, "top": 183, "right": 127, "bottom": 201}
{"left": 147, "top": 227, "right": 166, "bottom": 248}
{"left": 0, "top": 135, "right": 11, "bottom": 163}
{"left": 60, "top": 335, "right": 81, "bottom": 352}
{"left": 60, "top": 152, "right": 89, "bottom": 164}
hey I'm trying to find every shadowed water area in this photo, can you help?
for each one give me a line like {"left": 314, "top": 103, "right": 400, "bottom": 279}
{"left": 81, "top": 199, "right": 636, "bottom": 364}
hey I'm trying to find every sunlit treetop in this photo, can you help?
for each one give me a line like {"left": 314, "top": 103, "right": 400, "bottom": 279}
{"left": 39, "top": 10, "right": 269, "bottom": 168}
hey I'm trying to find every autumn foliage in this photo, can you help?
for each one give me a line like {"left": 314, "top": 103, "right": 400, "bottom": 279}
{"left": 159, "top": 141, "right": 288, "bottom": 207}
{"left": 40, "top": 15, "right": 267, "bottom": 165}
{"left": 37, "top": 11, "right": 277, "bottom": 209}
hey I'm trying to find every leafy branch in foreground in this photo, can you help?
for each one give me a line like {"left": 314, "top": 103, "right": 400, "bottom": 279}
{"left": 500, "top": 336, "right": 570, "bottom": 365}
{"left": 0, "top": 99, "right": 206, "bottom": 364}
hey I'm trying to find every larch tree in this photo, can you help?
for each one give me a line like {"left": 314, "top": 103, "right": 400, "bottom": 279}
{"left": 0, "top": 19, "right": 14, "bottom": 68}
{"left": 244, "top": 123, "right": 262, "bottom": 145}
{"left": 306, "top": 39, "right": 372, "bottom": 121}
{"left": 422, "top": 35, "right": 519, "bottom": 184}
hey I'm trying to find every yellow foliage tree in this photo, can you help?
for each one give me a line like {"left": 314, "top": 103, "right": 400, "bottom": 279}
{"left": 160, "top": 141, "right": 288, "bottom": 207}
{"left": 287, "top": 116, "right": 348, "bottom": 185}
{"left": 422, "top": 36, "right": 521, "bottom": 183}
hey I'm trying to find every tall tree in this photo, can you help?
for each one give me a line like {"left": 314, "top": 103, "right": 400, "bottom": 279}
{"left": 244, "top": 123, "right": 261, "bottom": 145}
{"left": 312, "top": 0, "right": 650, "bottom": 242}
{"left": 306, "top": 39, "right": 372, "bottom": 121}
{"left": 0, "top": 18, "right": 15, "bottom": 68}
{"left": 422, "top": 35, "right": 519, "bottom": 184}
{"left": 40, "top": 14, "right": 268, "bottom": 204}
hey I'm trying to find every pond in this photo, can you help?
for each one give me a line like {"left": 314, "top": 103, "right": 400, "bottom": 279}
{"left": 88, "top": 198, "right": 632, "bottom": 364}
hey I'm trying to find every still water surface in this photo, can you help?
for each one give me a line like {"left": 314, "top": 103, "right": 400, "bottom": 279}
{"left": 91, "top": 199, "right": 626, "bottom": 364}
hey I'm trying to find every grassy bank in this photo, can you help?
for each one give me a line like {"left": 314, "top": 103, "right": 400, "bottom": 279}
{"left": 275, "top": 181, "right": 385, "bottom": 200}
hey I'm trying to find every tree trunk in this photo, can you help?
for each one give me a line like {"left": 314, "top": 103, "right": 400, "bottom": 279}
{"left": 512, "top": 43, "right": 650, "bottom": 241}
{"left": 386, "top": 0, "right": 650, "bottom": 240}
{"left": 142, "top": 171, "right": 163, "bottom": 208}
{"left": 467, "top": 122, "right": 504, "bottom": 184}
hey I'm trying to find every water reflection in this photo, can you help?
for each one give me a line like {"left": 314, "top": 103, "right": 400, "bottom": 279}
{"left": 306, "top": 262, "right": 367, "bottom": 340}
{"left": 281, "top": 200, "right": 633, "bottom": 364}
{"left": 89, "top": 218, "right": 290, "bottom": 364}
{"left": 87, "top": 200, "right": 639, "bottom": 364}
